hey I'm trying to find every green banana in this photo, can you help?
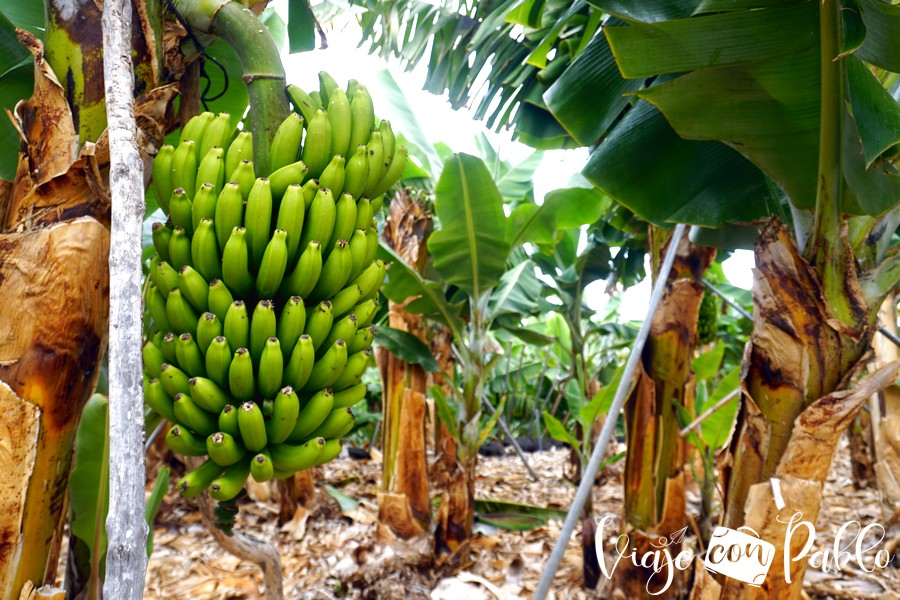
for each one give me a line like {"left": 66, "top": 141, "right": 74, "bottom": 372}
{"left": 347, "top": 324, "right": 376, "bottom": 354}
{"left": 214, "top": 181, "right": 245, "bottom": 250}
{"left": 230, "top": 159, "right": 256, "bottom": 199}
{"left": 250, "top": 451, "right": 275, "bottom": 483}
{"left": 301, "top": 178, "right": 319, "bottom": 213}
{"left": 167, "top": 226, "right": 192, "bottom": 270}
{"left": 250, "top": 300, "right": 277, "bottom": 365}
{"left": 302, "top": 338, "right": 348, "bottom": 391}
{"left": 301, "top": 109, "right": 332, "bottom": 178}
{"left": 314, "top": 438, "right": 343, "bottom": 466}
{"left": 180, "top": 112, "right": 214, "bottom": 152}
{"left": 353, "top": 259, "right": 386, "bottom": 302}
{"left": 148, "top": 285, "right": 172, "bottom": 332}
{"left": 346, "top": 79, "right": 361, "bottom": 101}
{"left": 225, "top": 130, "right": 253, "bottom": 179}
{"left": 143, "top": 339, "right": 166, "bottom": 379}
{"left": 333, "top": 382, "right": 367, "bottom": 409}
{"left": 269, "top": 160, "right": 310, "bottom": 200}
{"left": 262, "top": 399, "right": 275, "bottom": 417}
{"left": 218, "top": 404, "right": 240, "bottom": 438}
{"left": 348, "top": 85, "right": 374, "bottom": 152}
{"left": 173, "top": 392, "right": 218, "bottom": 436}
{"left": 369, "top": 146, "right": 408, "bottom": 198}
{"left": 199, "top": 112, "right": 233, "bottom": 164}
{"left": 245, "top": 178, "right": 273, "bottom": 270}
{"left": 269, "top": 112, "right": 304, "bottom": 173}
{"left": 196, "top": 312, "right": 223, "bottom": 354}
{"left": 332, "top": 192, "right": 357, "bottom": 248}
{"left": 170, "top": 140, "right": 197, "bottom": 199}
{"left": 210, "top": 457, "right": 252, "bottom": 501}
{"left": 378, "top": 119, "right": 395, "bottom": 166}
{"left": 145, "top": 377, "right": 177, "bottom": 423}
{"left": 178, "top": 265, "right": 209, "bottom": 313}
{"left": 150, "top": 259, "right": 179, "bottom": 298}
{"left": 152, "top": 144, "right": 174, "bottom": 213}
{"left": 327, "top": 87, "right": 351, "bottom": 159}
{"left": 353, "top": 297, "right": 379, "bottom": 329}
{"left": 287, "top": 387, "right": 334, "bottom": 441}
{"left": 266, "top": 386, "right": 300, "bottom": 444}
{"left": 207, "top": 279, "right": 234, "bottom": 320}
{"left": 304, "top": 407, "right": 354, "bottom": 441}
{"left": 318, "top": 154, "right": 345, "bottom": 198}
{"left": 255, "top": 229, "right": 289, "bottom": 298}
{"left": 322, "top": 313, "right": 358, "bottom": 357}
{"left": 207, "top": 432, "right": 246, "bottom": 467}
{"left": 189, "top": 376, "right": 229, "bottom": 413}
{"left": 318, "top": 71, "right": 340, "bottom": 107}
{"left": 277, "top": 296, "right": 306, "bottom": 353}
{"left": 370, "top": 194, "right": 384, "bottom": 215}
{"left": 331, "top": 283, "right": 362, "bottom": 319}
{"left": 191, "top": 182, "right": 218, "bottom": 232}
{"left": 191, "top": 218, "right": 222, "bottom": 282}
{"left": 205, "top": 336, "right": 232, "bottom": 388}
{"left": 178, "top": 458, "right": 223, "bottom": 498}
{"left": 331, "top": 348, "right": 370, "bottom": 391}
{"left": 270, "top": 437, "right": 324, "bottom": 472}
{"left": 224, "top": 300, "right": 250, "bottom": 356}
{"left": 165, "top": 288, "right": 198, "bottom": 336}
{"left": 160, "top": 332, "right": 178, "bottom": 365}
{"left": 363, "top": 131, "right": 385, "bottom": 195}
{"left": 354, "top": 196, "right": 372, "bottom": 231}
{"left": 364, "top": 225, "right": 379, "bottom": 265}
{"left": 284, "top": 334, "right": 315, "bottom": 391}
{"left": 229, "top": 348, "right": 256, "bottom": 402}
{"left": 237, "top": 401, "right": 267, "bottom": 452}
{"left": 303, "top": 300, "right": 334, "bottom": 352}
{"left": 308, "top": 239, "right": 352, "bottom": 302}
{"left": 165, "top": 424, "right": 208, "bottom": 456}
{"left": 195, "top": 147, "right": 225, "bottom": 198}
{"left": 275, "top": 184, "right": 305, "bottom": 265}
{"left": 258, "top": 337, "right": 284, "bottom": 399}
{"left": 175, "top": 333, "right": 206, "bottom": 377}
{"left": 222, "top": 226, "right": 255, "bottom": 298}
{"left": 287, "top": 83, "right": 319, "bottom": 124}
{"left": 346, "top": 228, "right": 368, "bottom": 282}
{"left": 343, "top": 145, "right": 369, "bottom": 199}
{"left": 151, "top": 222, "right": 173, "bottom": 263}
{"left": 168, "top": 188, "right": 193, "bottom": 236}
{"left": 279, "top": 240, "right": 322, "bottom": 299}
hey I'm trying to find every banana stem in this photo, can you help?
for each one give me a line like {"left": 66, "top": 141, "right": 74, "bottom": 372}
{"left": 172, "top": 0, "right": 289, "bottom": 176}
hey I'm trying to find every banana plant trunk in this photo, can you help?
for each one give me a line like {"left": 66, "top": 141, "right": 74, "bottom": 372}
{"left": 378, "top": 191, "right": 432, "bottom": 538}
{"left": 617, "top": 230, "right": 714, "bottom": 598}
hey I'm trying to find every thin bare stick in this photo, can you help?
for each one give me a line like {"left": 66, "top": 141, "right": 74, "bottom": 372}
{"left": 679, "top": 387, "right": 741, "bottom": 437}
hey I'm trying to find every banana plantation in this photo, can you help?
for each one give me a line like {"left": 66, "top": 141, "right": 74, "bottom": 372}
{"left": 1, "top": 0, "right": 899, "bottom": 598}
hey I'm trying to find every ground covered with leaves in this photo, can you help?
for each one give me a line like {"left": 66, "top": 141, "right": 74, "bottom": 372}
{"left": 138, "top": 440, "right": 899, "bottom": 600}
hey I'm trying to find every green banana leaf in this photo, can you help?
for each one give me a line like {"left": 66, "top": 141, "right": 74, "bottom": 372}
{"left": 374, "top": 326, "right": 441, "bottom": 372}
{"left": 475, "top": 498, "right": 568, "bottom": 531}
{"left": 0, "top": 9, "right": 33, "bottom": 181}
{"left": 287, "top": 0, "right": 316, "bottom": 53}
{"left": 427, "top": 153, "right": 512, "bottom": 301}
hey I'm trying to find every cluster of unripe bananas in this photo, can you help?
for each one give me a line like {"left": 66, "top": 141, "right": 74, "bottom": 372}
{"left": 143, "top": 73, "right": 405, "bottom": 503}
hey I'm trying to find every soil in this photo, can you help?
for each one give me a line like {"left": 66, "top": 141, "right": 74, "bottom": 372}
{"left": 132, "top": 438, "right": 898, "bottom": 599}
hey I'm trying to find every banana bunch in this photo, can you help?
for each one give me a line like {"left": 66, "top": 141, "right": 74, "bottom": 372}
{"left": 144, "top": 74, "right": 402, "bottom": 503}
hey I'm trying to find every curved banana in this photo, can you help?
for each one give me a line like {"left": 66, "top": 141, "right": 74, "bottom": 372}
{"left": 178, "top": 458, "right": 223, "bottom": 498}
{"left": 308, "top": 239, "right": 352, "bottom": 302}
{"left": 287, "top": 387, "right": 334, "bottom": 441}
{"left": 287, "top": 83, "right": 319, "bottom": 124}
{"left": 364, "top": 225, "right": 379, "bottom": 265}
{"left": 143, "top": 339, "right": 166, "bottom": 379}
{"left": 277, "top": 296, "right": 307, "bottom": 353}
{"left": 302, "top": 338, "right": 348, "bottom": 392}
{"left": 301, "top": 178, "right": 319, "bottom": 213}
{"left": 192, "top": 182, "right": 218, "bottom": 233}
{"left": 353, "top": 297, "right": 379, "bottom": 329}
{"left": 229, "top": 348, "right": 256, "bottom": 402}
{"left": 249, "top": 300, "right": 277, "bottom": 365}
{"left": 275, "top": 184, "right": 306, "bottom": 267}
{"left": 284, "top": 334, "right": 315, "bottom": 391}
{"left": 301, "top": 109, "right": 332, "bottom": 178}
{"left": 209, "top": 457, "right": 252, "bottom": 501}
{"left": 353, "top": 259, "right": 387, "bottom": 302}
{"left": 214, "top": 181, "right": 245, "bottom": 250}
{"left": 369, "top": 146, "right": 408, "bottom": 198}
{"left": 175, "top": 333, "right": 206, "bottom": 377}
{"left": 152, "top": 144, "right": 175, "bottom": 213}
{"left": 223, "top": 300, "right": 250, "bottom": 354}
{"left": 332, "top": 382, "right": 367, "bottom": 409}
{"left": 346, "top": 228, "right": 368, "bottom": 283}
{"left": 304, "top": 406, "right": 354, "bottom": 442}
{"left": 266, "top": 386, "right": 300, "bottom": 444}
{"left": 332, "top": 192, "right": 357, "bottom": 248}
{"left": 280, "top": 240, "right": 322, "bottom": 299}
{"left": 145, "top": 377, "right": 177, "bottom": 423}
{"left": 199, "top": 112, "right": 234, "bottom": 161}
{"left": 225, "top": 130, "right": 253, "bottom": 179}
{"left": 330, "top": 347, "right": 371, "bottom": 391}
{"left": 269, "top": 112, "right": 304, "bottom": 173}
{"left": 168, "top": 188, "right": 193, "bottom": 236}
{"left": 207, "top": 279, "right": 234, "bottom": 321}
{"left": 314, "top": 438, "right": 343, "bottom": 466}
{"left": 245, "top": 178, "right": 273, "bottom": 270}
{"left": 160, "top": 333, "right": 178, "bottom": 365}
{"left": 150, "top": 259, "right": 179, "bottom": 299}
{"left": 255, "top": 229, "right": 289, "bottom": 299}
{"left": 378, "top": 119, "right": 395, "bottom": 167}
{"left": 173, "top": 392, "right": 218, "bottom": 436}
{"left": 321, "top": 313, "right": 358, "bottom": 357}
{"left": 299, "top": 186, "right": 337, "bottom": 254}
{"left": 151, "top": 222, "right": 173, "bottom": 264}
{"left": 196, "top": 312, "right": 223, "bottom": 354}
{"left": 343, "top": 145, "right": 369, "bottom": 200}
{"left": 269, "top": 160, "right": 310, "bottom": 201}
{"left": 188, "top": 376, "right": 229, "bottom": 413}
{"left": 354, "top": 196, "right": 373, "bottom": 231}
{"left": 178, "top": 265, "right": 210, "bottom": 313}
{"left": 166, "top": 288, "right": 199, "bottom": 336}
{"left": 230, "top": 159, "right": 256, "bottom": 199}
{"left": 258, "top": 337, "right": 284, "bottom": 399}
{"left": 191, "top": 218, "right": 222, "bottom": 282}
{"left": 167, "top": 226, "right": 192, "bottom": 270}
{"left": 363, "top": 131, "right": 385, "bottom": 196}
{"left": 331, "top": 283, "right": 362, "bottom": 319}
{"left": 347, "top": 324, "right": 376, "bottom": 354}
{"left": 170, "top": 140, "right": 197, "bottom": 199}
{"left": 318, "top": 71, "right": 339, "bottom": 107}
{"left": 222, "top": 226, "right": 255, "bottom": 298}
{"left": 205, "top": 336, "right": 232, "bottom": 388}
{"left": 237, "top": 401, "right": 267, "bottom": 452}
{"left": 327, "top": 87, "right": 351, "bottom": 159}
{"left": 318, "top": 154, "right": 346, "bottom": 198}
{"left": 250, "top": 451, "right": 275, "bottom": 482}
{"left": 269, "top": 437, "right": 324, "bottom": 472}
{"left": 348, "top": 85, "right": 374, "bottom": 153}
{"left": 207, "top": 432, "right": 246, "bottom": 467}
{"left": 303, "top": 300, "right": 334, "bottom": 353}
{"left": 218, "top": 404, "right": 240, "bottom": 438}
{"left": 165, "top": 424, "right": 208, "bottom": 456}
{"left": 180, "top": 112, "right": 214, "bottom": 154}
{"left": 195, "top": 147, "right": 225, "bottom": 198}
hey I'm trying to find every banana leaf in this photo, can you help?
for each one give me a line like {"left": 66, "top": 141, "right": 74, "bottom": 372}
{"left": 475, "top": 498, "right": 568, "bottom": 531}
